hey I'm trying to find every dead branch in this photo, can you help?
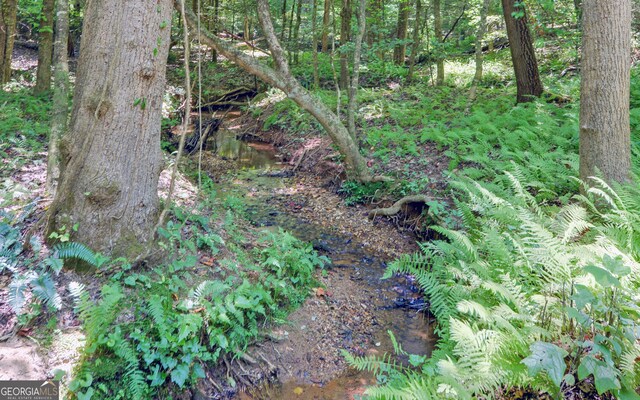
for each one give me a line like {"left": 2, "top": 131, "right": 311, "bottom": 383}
{"left": 368, "top": 195, "right": 432, "bottom": 218}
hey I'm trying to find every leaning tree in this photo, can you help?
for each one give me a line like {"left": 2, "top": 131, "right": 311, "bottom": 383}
{"left": 47, "top": 0, "right": 173, "bottom": 259}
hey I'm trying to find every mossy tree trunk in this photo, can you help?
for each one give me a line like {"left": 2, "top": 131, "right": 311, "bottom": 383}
{"left": 501, "top": 0, "right": 543, "bottom": 103}
{"left": 35, "top": 0, "right": 55, "bottom": 94}
{"left": 45, "top": 0, "right": 70, "bottom": 193}
{"left": 0, "top": 0, "right": 17, "bottom": 83}
{"left": 579, "top": 0, "right": 631, "bottom": 183}
{"left": 47, "top": 0, "right": 173, "bottom": 260}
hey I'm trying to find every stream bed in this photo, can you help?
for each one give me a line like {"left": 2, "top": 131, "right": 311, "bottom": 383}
{"left": 205, "top": 117, "right": 435, "bottom": 399}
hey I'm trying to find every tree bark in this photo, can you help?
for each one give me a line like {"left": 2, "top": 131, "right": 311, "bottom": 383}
{"left": 280, "top": 0, "right": 288, "bottom": 41}
{"left": 35, "top": 0, "right": 55, "bottom": 94}
{"left": 0, "top": 0, "right": 17, "bottom": 83}
{"left": 406, "top": 0, "right": 422, "bottom": 82}
{"left": 339, "top": 0, "right": 351, "bottom": 89}
{"left": 501, "top": 0, "right": 543, "bottom": 103}
{"left": 347, "top": 0, "right": 365, "bottom": 138}
{"left": 292, "top": 0, "right": 302, "bottom": 63}
{"left": 467, "top": 0, "right": 490, "bottom": 105}
{"left": 46, "top": 0, "right": 70, "bottom": 193}
{"left": 579, "top": 0, "right": 631, "bottom": 183}
{"left": 47, "top": 0, "right": 173, "bottom": 259}
{"left": 393, "top": 0, "right": 410, "bottom": 65}
{"left": 321, "top": 0, "right": 331, "bottom": 52}
{"left": 181, "top": 0, "right": 376, "bottom": 182}
{"left": 433, "top": 0, "right": 444, "bottom": 85}
{"left": 312, "top": 0, "right": 320, "bottom": 87}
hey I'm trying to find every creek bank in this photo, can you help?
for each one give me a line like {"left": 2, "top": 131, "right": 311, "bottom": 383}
{"left": 195, "top": 114, "right": 435, "bottom": 399}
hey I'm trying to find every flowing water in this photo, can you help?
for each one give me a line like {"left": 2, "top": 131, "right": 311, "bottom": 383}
{"left": 207, "top": 119, "right": 435, "bottom": 399}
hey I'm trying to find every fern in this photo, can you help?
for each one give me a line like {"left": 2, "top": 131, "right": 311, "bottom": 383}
{"left": 53, "top": 242, "right": 97, "bottom": 267}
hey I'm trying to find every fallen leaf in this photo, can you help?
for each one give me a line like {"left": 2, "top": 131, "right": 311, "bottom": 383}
{"left": 313, "top": 287, "right": 325, "bottom": 297}
{"left": 293, "top": 386, "right": 304, "bottom": 395}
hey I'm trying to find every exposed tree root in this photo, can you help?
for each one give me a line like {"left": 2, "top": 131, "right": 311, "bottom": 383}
{"left": 368, "top": 194, "right": 432, "bottom": 218}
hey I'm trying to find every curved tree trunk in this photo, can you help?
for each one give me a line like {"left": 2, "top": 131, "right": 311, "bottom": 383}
{"left": 579, "top": 0, "right": 631, "bottom": 183}
{"left": 47, "top": 0, "right": 173, "bottom": 259}
{"left": 181, "top": 1, "right": 375, "bottom": 182}
{"left": 35, "top": 0, "right": 55, "bottom": 94}
{"left": 501, "top": 0, "right": 543, "bottom": 103}
{"left": 45, "top": 0, "right": 70, "bottom": 193}
{"left": 0, "top": 0, "right": 17, "bottom": 83}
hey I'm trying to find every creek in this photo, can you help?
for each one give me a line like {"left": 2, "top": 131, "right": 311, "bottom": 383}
{"left": 204, "top": 115, "right": 435, "bottom": 399}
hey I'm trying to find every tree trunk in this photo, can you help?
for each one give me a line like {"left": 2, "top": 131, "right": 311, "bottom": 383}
{"left": 181, "top": 0, "right": 376, "bottom": 182}
{"left": 46, "top": 0, "right": 70, "bottom": 193}
{"left": 347, "top": 0, "right": 365, "bottom": 139}
{"left": 339, "top": 0, "right": 351, "bottom": 89}
{"left": 579, "top": 0, "right": 631, "bottom": 183}
{"left": 406, "top": 0, "right": 422, "bottom": 82}
{"left": 467, "top": 0, "right": 490, "bottom": 105}
{"left": 280, "top": 0, "right": 288, "bottom": 41}
{"left": 573, "top": 0, "right": 582, "bottom": 29}
{"left": 433, "top": 0, "right": 444, "bottom": 85}
{"left": 501, "top": 0, "right": 543, "bottom": 103}
{"left": 393, "top": 0, "right": 410, "bottom": 65}
{"left": 293, "top": 0, "right": 302, "bottom": 63}
{"left": 321, "top": 0, "right": 331, "bottom": 52}
{"left": 0, "top": 0, "right": 17, "bottom": 83}
{"left": 312, "top": 0, "right": 320, "bottom": 87}
{"left": 212, "top": 0, "right": 220, "bottom": 62}
{"left": 47, "top": 0, "right": 173, "bottom": 259}
{"left": 35, "top": 0, "right": 55, "bottom": 94}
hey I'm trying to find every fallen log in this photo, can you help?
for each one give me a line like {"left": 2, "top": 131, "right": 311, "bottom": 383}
{"left": 368, "top": 195, "right": 432, "bottom": 218}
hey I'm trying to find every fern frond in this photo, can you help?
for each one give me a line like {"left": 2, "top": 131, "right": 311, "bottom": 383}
{"left": 53, "top": 242, "right": 97, "bottom": 267}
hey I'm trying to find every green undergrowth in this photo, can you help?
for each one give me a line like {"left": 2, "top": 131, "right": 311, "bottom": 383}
{"left": 68, "top": 198, "right": 327, "bottom": 399}
{"left": 347, "top": 173, "right": 640, "bottom": 399}
{"left": 0, "top": 89, "right": 51, "bottom": 175}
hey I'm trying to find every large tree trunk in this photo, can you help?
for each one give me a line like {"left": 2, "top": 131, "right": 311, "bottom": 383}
{"left": 181, "top": 0, "right": 376, "bottom": 182}
{"left": 339, "top": 0, "right": 351, "bottom": 89}
{"left": 393, "top": 0, "right": 410, "bottom": 65}
{"left": 321, "top": 0, "right": 331, "bottom": 52}
{"left": 35, "top": 0, "right": 55, "bottom": 94}
{"left": 579, "top": 0, "right": 631, "bottom": 183}
{"left": 433, "top": 0, "right": 444, "bottom": 85}
{"left": 501, "top": 0, "right": 543, "bottom": 103}
{"left": 47, "top": 0, "right": 173, "bottom": 259}
{"left": 45, "top": 0, "right": 70, "bottom": 193}
{"left": 0, "top": 0, "right": 17, "bottom": 83}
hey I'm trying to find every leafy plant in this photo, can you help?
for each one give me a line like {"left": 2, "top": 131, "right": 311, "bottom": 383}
{"left": 348, "top": 173, "right": 640, "bottom": 399}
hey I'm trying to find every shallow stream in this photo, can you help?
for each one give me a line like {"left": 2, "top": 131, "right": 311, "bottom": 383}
{"left": 207, "top": 117, "right": 435, "bottom": 399}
